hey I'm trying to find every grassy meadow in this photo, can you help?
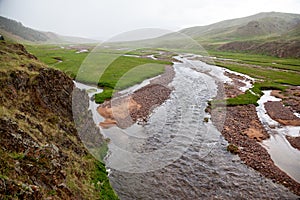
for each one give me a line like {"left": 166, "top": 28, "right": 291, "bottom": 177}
{"left": 26, "top": 43, "right": 300, "bottom": 106}
{"left": 208, "top": 51, "right": 300, "bottom": 106}
{"left": 26, "top": 44, "right": 171, "bottom": 103}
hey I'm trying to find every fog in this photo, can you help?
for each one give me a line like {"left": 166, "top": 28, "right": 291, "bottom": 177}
{"left": 0, "top": 0, "right": 300, "bottom": 40}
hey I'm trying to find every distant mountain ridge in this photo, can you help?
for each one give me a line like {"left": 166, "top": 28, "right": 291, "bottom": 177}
{"left": 0, "top": 16, "right": 98, "bottom": 44}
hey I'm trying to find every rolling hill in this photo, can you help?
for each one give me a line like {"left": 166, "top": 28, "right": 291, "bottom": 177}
{"left": 179, "top": 12, "right": 300, "bottom": 58}
{"left": 0, "top": 16, "right": 98, "bottom": 44}
{"left": 180, "top": 12, "right": 300, "bottom": 42}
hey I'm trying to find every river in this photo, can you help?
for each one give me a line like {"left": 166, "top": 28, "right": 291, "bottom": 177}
{"left": 75, "top": 55, "right": 298, "bottom": 199}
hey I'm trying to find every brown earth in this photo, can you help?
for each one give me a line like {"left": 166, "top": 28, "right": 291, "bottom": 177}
{"left": 224, "top": 71, "right": 252, "bottom": 98}
{"left": 286, "top": 136, "right": 300, "bottom": 151}
{"left": 264, "top": 101, "right": 300, "bottom": 126}
{"left": 220, "top": 105, "right": 269, "bottom": 142}
{"left": 208, "top": 81, "right": 300, "bottom": 195}
{"left": 218, "top": 40, "right": 300, "bottom": 58}
{"left": 0, "top": 41, "right": 116, "bottom": 199}
{"left": 98, "top": 65, "right": 175, "bottom": 129}
{"left": 213, "top": 105, "right": 300, "bottom": 196}
{"left": 272, "top": 87, "right": 300, "bottom": 113}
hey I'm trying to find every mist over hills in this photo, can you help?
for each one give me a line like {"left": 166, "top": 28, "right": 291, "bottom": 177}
{"left": 0, "top": 16, "right": 98, "bottom": 44}
{"left": 1, "top": 12, "right": 300, "bottom": 57}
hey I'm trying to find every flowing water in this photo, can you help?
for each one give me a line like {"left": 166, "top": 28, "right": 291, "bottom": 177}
{"left": 75, "top": 56, "right": 299, "bottom": 199}
{"left": 102, "top": 57, "right": 298, "bottom": 199}
{"left": 258, "top": 91, "right": 300, "bottom": 183}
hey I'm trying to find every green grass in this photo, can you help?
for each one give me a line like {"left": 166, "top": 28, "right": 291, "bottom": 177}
{"left": 215, "top": 61, "right": 300, "bottom": 86}
{"left": 92, "top": 161, "right": 119, "bottom": 200}
{"left": 95, "top": 56, "right": 169, "bottom": 103}
{"left": 98, "top": 56, "right": 168, "bottom": 89}
{"left": 205, "top": 50, "right": 299, "bottom": 106}
{"left": 9, "top": 152, "right": 25, "bottom": 160}
{"left": 208, "top": 50, "right": 300, "bottom": 72}
{"left": 26, "top": 44, "right": 172, "bottom": 103}
{"left": 25, "top": 44, "right": 90, "bottom": 78}
{"left": 95, "top": 88, "right": 114, "bottom": 104}
{"left": 226, "top": 82, "right": 286, "bottom": 106}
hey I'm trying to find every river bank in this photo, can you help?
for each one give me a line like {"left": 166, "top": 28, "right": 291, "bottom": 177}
{"left": 97, "top": 54, "right": 300, "bottom": 197}
{"left": 98, "top": 65, "right": 175, "bottom": 129}
{"left": 102, "top": 55, "right": 298, "bottom": 199}
{"left": 210, "top": 67, "right": 300, "bottom": 195}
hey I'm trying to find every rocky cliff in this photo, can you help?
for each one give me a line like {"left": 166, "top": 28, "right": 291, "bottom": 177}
{"left": 0, "top": 41, "right": 118, "bottom": 199}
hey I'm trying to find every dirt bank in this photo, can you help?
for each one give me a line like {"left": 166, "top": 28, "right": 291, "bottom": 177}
{"left": 209, "top": 71, "right": 300, "bottom": 195}
{"left": 215, "top": 105, "right": 300, "bottom": 195}
{"left": 286, "top": 136, "right": 300, "bottom": 151}
{"left": 264, "top": 101, "right": 300, "bottom": 126}
{"left": 98, "top": 65, "right": 175, "bottom": 129}
{"left": 272, "top": 87, "right": 300, "bottom": 113}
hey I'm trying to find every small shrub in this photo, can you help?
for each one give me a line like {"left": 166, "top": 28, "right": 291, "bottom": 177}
{"left": 227, "top": 144, "right": 239, "bottom": 154}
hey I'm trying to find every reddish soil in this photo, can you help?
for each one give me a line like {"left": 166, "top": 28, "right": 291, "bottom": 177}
{"left": 264, "top": 101, "right": 300, "bottom": 126}
{"left": 215, "top": 105, "right": 300, "bottom": 195}
{"left": 272, "top": 87, "right": 300, "bottom": 113}
{"left": 98, "top": 65, "right": 175, "bottom": 129}
{"left": 224, "top": 71, "right": 252, "bottom": 98}
{"left": 286, "top": 136, "right": 300, "bottom": 151}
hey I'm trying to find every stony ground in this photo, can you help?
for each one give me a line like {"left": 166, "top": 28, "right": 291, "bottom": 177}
{"left": 264, "top": 101, "right": 300, "bottom": 126}
{"left": 218, "top": 105, "right": 300, "bottom": 196}
{"left": 286, "top": 136, "right": 300, "bottom": 151}
{"left": 98, "top": 65, "right": 175, "bottom": 129}
{"left": 209, "top": 71, "right": 300, "bottom": 196}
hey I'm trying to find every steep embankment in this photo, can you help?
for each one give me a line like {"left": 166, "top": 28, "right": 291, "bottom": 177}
{"left": 0, "top": 41, "right": 118, "bottom": 199}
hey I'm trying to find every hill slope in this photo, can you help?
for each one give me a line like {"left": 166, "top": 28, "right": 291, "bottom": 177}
{"left": 0, "top": 16, "right": 97, "bottom": 44}
{"left": 181, "top": 12, "right": 300, "bottom": 41}
{"left": 0, "top": 40, "right": 118, "bottom": 199}
{"left": 179, "top": 12, "right": 300, "bottom": 58}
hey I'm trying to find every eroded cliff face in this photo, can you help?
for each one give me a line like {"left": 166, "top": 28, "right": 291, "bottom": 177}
{"left": 0, "top": 41, "right": 118, "bottom": 199}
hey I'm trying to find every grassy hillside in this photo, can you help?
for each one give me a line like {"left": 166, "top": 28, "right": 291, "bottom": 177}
{"left": 180, "top": 12, "right": 300, "bottom": 41}
{"left": 177, "top": 12, "right": 300, "bottom": 58}
{"left": 0, "top": 16, "right": 97, "bottom": 44}
{"left": 0, "top": 40, "right": 118, "bottom": 199}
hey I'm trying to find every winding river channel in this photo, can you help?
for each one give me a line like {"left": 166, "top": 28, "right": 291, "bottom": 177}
{"left": 76, "top": 55, "right": 298, "bottom": 199}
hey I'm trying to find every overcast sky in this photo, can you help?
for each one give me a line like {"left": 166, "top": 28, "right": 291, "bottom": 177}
{"left": 1, "top": 0, "right": 300, "bottom": 40}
